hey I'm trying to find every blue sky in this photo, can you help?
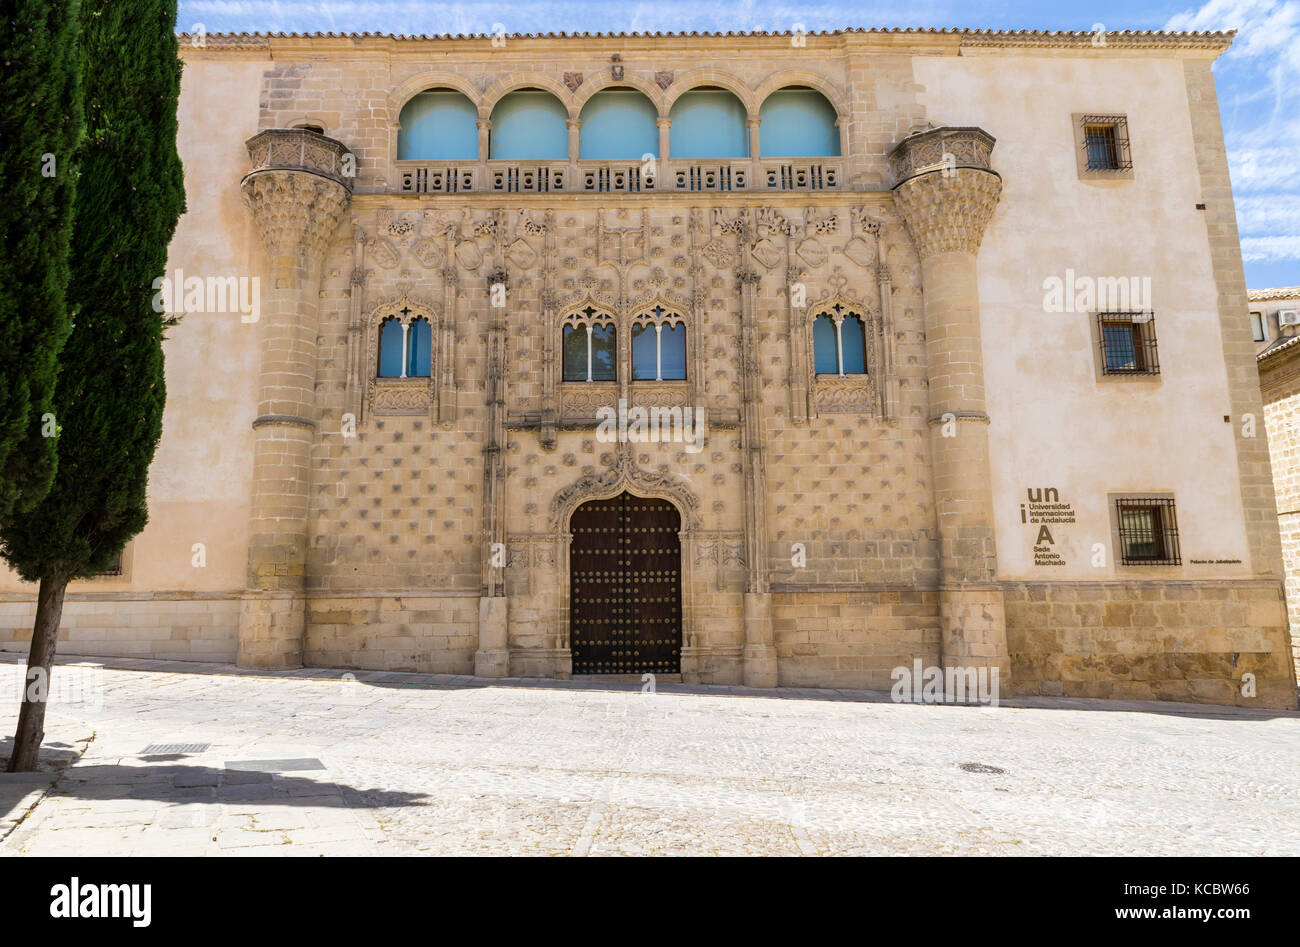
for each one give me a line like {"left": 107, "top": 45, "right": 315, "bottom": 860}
{"left": 175, "top": 0, "right": 1300, "bottom": 289}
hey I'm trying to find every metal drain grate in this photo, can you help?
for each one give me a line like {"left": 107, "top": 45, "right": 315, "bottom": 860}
{"left": 959, "top": 762, "right": 1007, "bottom": 775}
{"left": 140, "top": 743, "right": 210, "bottom": 755}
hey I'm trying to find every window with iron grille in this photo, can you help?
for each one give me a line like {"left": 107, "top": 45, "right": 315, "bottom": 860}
{"left": 97, "top": 550, "right": 124, "bottom": 577}
{"left": 1080, "top": 115, "right": 1132, "bottom": 171}
{"left": 1097, "top": 312, "right": 1159, "bottom": 375}
{"left": 1116, "top": 498, "right": 1180, "bottom": 566}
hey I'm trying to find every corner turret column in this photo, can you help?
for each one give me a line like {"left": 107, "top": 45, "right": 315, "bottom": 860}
{"left": 237, "top": 129, "right": 351, "bottom": 667}
{"left": 889, "top": 127, "right": 1011, "bottom": 694}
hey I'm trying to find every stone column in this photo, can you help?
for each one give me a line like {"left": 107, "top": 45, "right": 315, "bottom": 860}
{"left": 476, "top": 270, "right": 510, "bottom": 678}
{"left": 746, "top": 117, "right": 762, "bottom": 187}
{"left": 237, "top": 129, "right": 351, "bottom": 668}
{"left": 656, "top": 118, "right": 671, "bottom": 161}
{"left": 889, "top": 126, "right": 1011, "bottom": 694}
{"left": 737, "top": 268, "right": 777, "bottom": 687}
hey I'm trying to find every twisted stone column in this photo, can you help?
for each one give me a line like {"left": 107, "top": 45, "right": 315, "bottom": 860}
{"left": 237, "top": 129, "right": 351, "bottom": 667}
{"left": 890, "top": 127, "right": 1011, "bottom": 693}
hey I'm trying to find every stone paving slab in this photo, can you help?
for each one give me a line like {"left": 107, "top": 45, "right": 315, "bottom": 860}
{"left": 0, "top": 653, "right": 1297, "bottom": 856}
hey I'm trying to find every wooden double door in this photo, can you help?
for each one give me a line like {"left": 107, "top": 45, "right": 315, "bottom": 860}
{"left": 569, "top": 492, "right": 681, "bottom": 674}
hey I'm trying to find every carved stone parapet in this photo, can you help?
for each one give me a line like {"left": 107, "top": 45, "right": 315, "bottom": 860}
{"left": 244, "top": 127, "right": 355, "bottom": 188}
{"left": 888, "top": 126, "right": 996, "bottom": 184}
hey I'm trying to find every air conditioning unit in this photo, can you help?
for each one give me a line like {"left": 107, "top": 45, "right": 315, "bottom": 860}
{"left": 1280, "top": 310, "right": 1300, "bottom": 326}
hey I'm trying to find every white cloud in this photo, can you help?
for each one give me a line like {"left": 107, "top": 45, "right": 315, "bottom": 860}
{"left": 1241, "top": 235, "right": 1300, "bottom": 261}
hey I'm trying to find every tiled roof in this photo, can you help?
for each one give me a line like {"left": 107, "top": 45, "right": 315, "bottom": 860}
{"left": 1248, "top": 286, "right": 1300, "bottom": 301}
{"left": 1258, "top": 333, "right": 1300, "bottom": 362}
{"left": 174, "top": 27, "right": 1236, "bottom": 48}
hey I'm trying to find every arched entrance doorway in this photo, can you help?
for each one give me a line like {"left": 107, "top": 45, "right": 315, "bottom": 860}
{"left": 569, "top": 491, "right": 682, "bottom": 674}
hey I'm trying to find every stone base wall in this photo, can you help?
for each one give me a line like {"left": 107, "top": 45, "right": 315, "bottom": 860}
{"left": 772, "top": 588, "right": 942, "bottom": 690}
{"left": 0, "top": 595, "right": 239, "bottom": 662}
{"left": 1005, "top": 580, "right": 1298, "bottom": 709}
{"left": 304, "top": 593, "right": 478, "bottom": 673}
{"left": 1, "top": 583, "right": 1293, "bottom": 709}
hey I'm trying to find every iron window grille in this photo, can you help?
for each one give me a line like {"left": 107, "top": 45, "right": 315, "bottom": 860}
{"left": 1116, "top": 497, "right": 1181, "bottom": 566}
{"left": 1080, "top": 115, "right": 1133, "bottom": 171}
{"left": 97, "top": 550, "right": 124, "bottom": 577}
{"left": 1098, "top": 312, "right": 1159, "bottom": 375}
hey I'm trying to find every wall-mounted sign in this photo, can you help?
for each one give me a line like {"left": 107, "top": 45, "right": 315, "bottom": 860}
{"left": 1021, "top": 487, "right": 1075, "bottom": 567}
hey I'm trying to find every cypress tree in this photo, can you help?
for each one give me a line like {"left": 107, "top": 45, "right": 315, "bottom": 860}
{"left": 2, "top": 0, "right": 185, "bottom": 771}
{"left": 0, "top": 1, "right": 82, "bottom": 521}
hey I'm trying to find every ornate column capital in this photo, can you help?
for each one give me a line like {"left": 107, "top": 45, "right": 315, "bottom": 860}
{"left": 889, "top": 126, "right": 1002, "bottom": 258}
{"left": 240, "top": 128, "right": 352, "bottom": 286}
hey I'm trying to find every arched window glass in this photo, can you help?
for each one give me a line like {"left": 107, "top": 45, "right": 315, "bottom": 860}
{"left": 840, "top": 315, "right": 866, "bottom": 374}
{"left": 490, "top": 90, "right": 568, "bottom": 159}
{"left": 397, "top": 90, "right": 478, "bottom": 160}
{"left": 668, "top": 89, "right": 748, "bottom": 158}
{"left": 407, "top": 318, "right": 432, "bottom": 377}
{"left": 562, "top": 325, "right": 588, "bottom": 381}
{"left": 563, "top": 314, "right": 617, "bottom": 382}
{"left": 591, "top": 323, "right": 616, "bottom": 381}
{"left": 378, "top": 317, "right": 404, "bottom": 377}
{"left": 813, "top": 315, "right": 838, "bottom": 374}
{"left": 660, "top": 323, "right": 686, "bottom": 379}
{"left": 580, "top": 90, "right": 658, "bottom": 160}
{"left": 632, "top": 323, "right": 657, "bottom": 379}
{"left": 759, "top": 88, "right": 840, "bottom": 157}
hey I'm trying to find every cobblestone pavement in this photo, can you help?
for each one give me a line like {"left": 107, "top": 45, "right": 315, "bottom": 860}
{"left": 0, "top": 653, "right": 1297, "bottom": 856}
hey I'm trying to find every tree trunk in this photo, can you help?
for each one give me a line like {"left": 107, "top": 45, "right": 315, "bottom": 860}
{"left": 6, "top": 573, "right": 69, "bottom": 772}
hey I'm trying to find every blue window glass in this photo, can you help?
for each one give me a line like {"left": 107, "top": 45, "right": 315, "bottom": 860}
{"left": 397, "top": 90, "right": 478, "bottom": 160}
{"left": 378, "top": 318, "right": 403, "bottom": 377}
{"left": 1103, "top": 323, "right": 1139, "bottom": 370}
{"left": 660, "top": 323, "right": 686, "bottom": 380}
{"left": 580, "top": 90, "right": 658, "bottom": 160}
{"left": 759, "top": 88, "right": 840, "bottom": 157}
{"left": 490, "top": 90, "right": 568, "bottom": 159}
{"left": 591, "top": 323, "right": 616, "bottom": 381}
{"left": 840, "top": 315, "right": 866, "bottom": 374}
{"left": 632, "top": 323, "right": 657, "bottom": 379}
{"left": 407, "top": 318, "right": 432, "bottom": 377}
{"left": 813, "top": 315, "right": 838, "bottom": 374}
{"left": 668, "top": 89, "right": 748, "bottom": 159}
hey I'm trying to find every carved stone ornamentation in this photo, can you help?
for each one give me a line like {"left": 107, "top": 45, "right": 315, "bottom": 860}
{"left": 564, "top": 71, "right": 583, "bottom": 92}
{"left": 241, "top": 169, "right": 350, "bottom": 286}
{"left": 892, "top": 167, "right": 1003, "bottom": 257}
{"left": 655, "top": 70, "right": 674, "bottom": 89}
{"left": 814, "top": 374, "right": 876, "bottom": 414}
{"left": 369, "top": 378, "right": 432, "bottom": 414}
{"left": 888, "top": 125, "right": 996, "bottom": 185}
{"left": 701, "top": 238, "right": 731, "bottom": 269}
{"left": 411, "top": 236, "right": 444, "bottom": 269}
{"left": 890, "top": 125, "right": 1003, "bottom": 257}
{"left": 549, "top": 443, "right": 700, "bottom": 530}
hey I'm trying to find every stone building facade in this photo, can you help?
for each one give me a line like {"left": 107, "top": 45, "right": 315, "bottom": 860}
{"left": 1, "top": 27, "right": 1295, "bottom": 708}
{"left": 1253, "top": 287, "right": 1300, "bottom": 676}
